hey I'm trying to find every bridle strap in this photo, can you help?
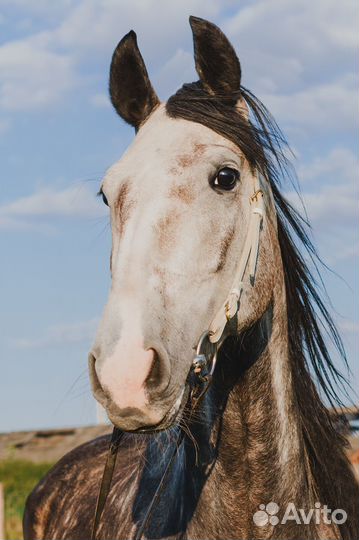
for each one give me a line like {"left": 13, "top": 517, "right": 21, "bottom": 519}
{"left": 91, "top": 427, "right": 124, "bottom": 540}
{"left": 91, "top": 384, "right": 205, "bottom": 540}
{"left": 208, "top": 171, "right": 264, "bottom": 343}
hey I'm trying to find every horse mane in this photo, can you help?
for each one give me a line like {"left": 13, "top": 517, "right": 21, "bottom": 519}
{"left": 166, "top": 82, "right": 351, "bottom": 450}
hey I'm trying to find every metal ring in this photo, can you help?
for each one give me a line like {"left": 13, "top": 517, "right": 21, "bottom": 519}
{"left": 196, "top": 331, "right": 211, "bottom": 355}
{"left": 194, "top": 331, "right": 218, "bottom": 377}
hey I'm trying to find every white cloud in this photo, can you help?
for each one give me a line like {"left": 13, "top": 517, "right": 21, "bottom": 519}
{"left": 226, "top": 0, "right": 357, "bottom": 89}
{"left": 0, "top": 215, "right": 54, "bottom": 232}
{"left": 261, "top": 76, "right": 357, "bottom": 134}
{"left": 0, "top": 0, "right": 222, "bottom": 111}
{"left": 0, "top": 0, "right": 76, "bottom": 20}
{"left": 0, "top": 0, "right": 356, "bottom": 120}
{"left": 338, "top": 320, "right": 359, "bottom": 335}
{"left": 12, "top": 317, "right": 99, "bottom": 349}
{"left": 0, "top": 184, "right": 107, "bottom": 229}
{"left": 223, "top": 0, "right": 357, "bottom": 136}
{"left": 89, "top": 92, "right": 110, "bottom": 108}
{"left": 154, "top": 49, "right": 196, "bottom": 99}
{"left": 297, "top": 147, "right": 357, "bottom": 185}
{"left": 285, "top": 146, "right": 358, "bottom": 264}
{"left": 295, "top": 183, "right": 357, "bottom": 229}
{"left": 0, "top": 34, "right": 76, "bottom": 110}
{"left": 287, "top": 147, "right": 358, "bottom": 230}
{"left": 52, "top": 0, "right": 224, "bottom": 57}
{"left": 330, "top": 243, "right": 359, "bottom": 263}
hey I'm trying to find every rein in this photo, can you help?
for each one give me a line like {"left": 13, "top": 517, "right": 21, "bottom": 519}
{"left": 91, "top": 173, "right": 264, "bottom": 540}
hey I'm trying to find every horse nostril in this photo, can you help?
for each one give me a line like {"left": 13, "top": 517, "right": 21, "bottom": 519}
{"left": 144, "top": 348, "right": 170, "bottom": 394}
{"left": 88, "top": 352, "right": 97, "bottom": 381}
{"left": 88, "top": 352, "right": 108, "bottom": 404}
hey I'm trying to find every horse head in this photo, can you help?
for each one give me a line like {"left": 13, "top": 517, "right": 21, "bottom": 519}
{"left": 89, "top": 17, "right": 277, "bottom": 431}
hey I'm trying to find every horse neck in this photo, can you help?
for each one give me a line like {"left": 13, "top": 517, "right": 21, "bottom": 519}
{"left": 189, "top": 277, "right": 318, "bottom": 538}
{"left": 216, "top": 279, "right": 305, "bottom": 499}
{"left": 143, "top": 273, "right": 357, "bottom": 540}
{"left": 190, "top": 272, "right": 358, "bottom": 540}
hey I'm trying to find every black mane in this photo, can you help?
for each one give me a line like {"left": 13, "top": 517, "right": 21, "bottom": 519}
{"left": 166, "top": 81, "right": 351, "bottom": 439}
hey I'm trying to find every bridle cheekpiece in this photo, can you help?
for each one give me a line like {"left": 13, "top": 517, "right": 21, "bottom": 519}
{"left": 191, "top": 171, "right": 264, "bottom": 384}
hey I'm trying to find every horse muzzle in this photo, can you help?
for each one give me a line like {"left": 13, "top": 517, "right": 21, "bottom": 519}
{"left": 88, "top": 339, "right": 184, "bottom": 431}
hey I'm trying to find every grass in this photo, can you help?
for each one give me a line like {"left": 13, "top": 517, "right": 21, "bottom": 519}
{"left": 0, "top": 459, "right": 53, "bottom": 540}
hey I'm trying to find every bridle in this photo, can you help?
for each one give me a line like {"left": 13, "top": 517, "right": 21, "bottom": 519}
{"left": 208, "top": 170, "right": 264, "bottom": 343}
{"left": 91, "top": 172, "right": 264, "bottom": 540}
{"left": 190, "top": 169, "right": 264, "bottom": 393}
{"left": 91, "top": 172, "right": 264, "bottom": 539}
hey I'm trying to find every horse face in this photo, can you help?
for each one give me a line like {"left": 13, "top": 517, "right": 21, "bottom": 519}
{"left": 89, "top": 18, "right": 276, "bottom": 431}
{"left": 89, "top": 105, "right": 275, "bottom": 430}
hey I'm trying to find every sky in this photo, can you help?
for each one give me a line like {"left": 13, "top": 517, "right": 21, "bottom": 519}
{"left": 0, "top": 0, "right": 357, "bottom": 432}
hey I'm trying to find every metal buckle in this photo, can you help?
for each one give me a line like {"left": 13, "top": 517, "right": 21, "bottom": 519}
{"left": 250, "top": 188, "right": 263, "bottom": 203}
{"left": 225, "top": 301, "right": 233, "bottom": 322}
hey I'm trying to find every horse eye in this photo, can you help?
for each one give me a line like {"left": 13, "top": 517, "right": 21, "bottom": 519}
{"left": 98, "top": 189, "right": 109, "bottom": 206}
{"left": 212, "top": 167, "right": 240, "bottom": 191}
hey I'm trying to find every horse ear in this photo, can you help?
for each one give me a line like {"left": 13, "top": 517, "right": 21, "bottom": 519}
{"left": 189, "top": 16, "right": 241, "bottom": 95}
{"left": 109, "top": 30, "right": 160, "bottom": 129}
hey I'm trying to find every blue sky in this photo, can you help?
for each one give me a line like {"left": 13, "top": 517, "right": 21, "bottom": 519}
{"left": 0, "top": 0, "right": 357, "bottom": 432}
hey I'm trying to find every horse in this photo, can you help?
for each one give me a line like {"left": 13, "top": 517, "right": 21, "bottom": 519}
{"left": 23, "top": 16, "right": 359, "bottom": 540}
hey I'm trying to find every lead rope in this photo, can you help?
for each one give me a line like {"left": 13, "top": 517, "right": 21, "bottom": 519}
{"left": 91, "top": 427, "right": 124, "bottom": 540}
{"left": 91, "top": 377, "right": 211, "bottom": 540}
{"left": 92, "top": 417, "right": 202, "bottom": 540}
